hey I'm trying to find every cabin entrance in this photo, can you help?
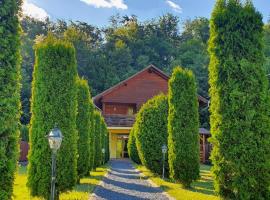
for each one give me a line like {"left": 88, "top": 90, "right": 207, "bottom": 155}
{"left": 116, "top": 134, "right": 129, "bottom": 158}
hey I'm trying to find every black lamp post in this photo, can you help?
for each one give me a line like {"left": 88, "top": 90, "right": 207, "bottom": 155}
{"left": 162, "top": 144, "right": 167, "bottom": 179}
{"left": 102, "top": 148, "right": 105, "bottom": 165}
{"left": 47, "top": 126, "right": 63, "bottom": 200}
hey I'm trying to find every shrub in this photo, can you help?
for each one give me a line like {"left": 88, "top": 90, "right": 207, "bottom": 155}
{"left": 27, "top": 35, "right": 78, "bottom": 199}
{"left": 127, "top": 128, "right": 141, "bottom": 164}
{"left": 0, "top": 1, "right": 22, "bottom": 199}
{"left": 76, "top": 78, "right": 92, "bottom": 179}
{"left": 168, "top": 67, "right": 199, "bottom": 188}
{"left": 134, "top": 94, "right": 168, "bottom": 175}
{"left": 20, "top": 125, "right": 29, "bottom": 142}
{"left": 208, "top": 0, "right": 270, "bottom": 198}
{"left": 88, "top": 100, "right": 95, "bottom": 171}
{"left": 93, "top": 111, "right": 101, "bottom": 169}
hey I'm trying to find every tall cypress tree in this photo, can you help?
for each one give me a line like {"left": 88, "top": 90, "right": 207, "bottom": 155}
{"left": 93, "top": 111, "right": 101, "bottom": 169}
{"left": 168, "top": 67, "right": 199, "bottom": 188}
{"left": 0, "top": 1, "right": 22, "bottom": 199}
{"left": 89, "top": 100, "right": 95, "bottom": 171}
{"left": 209, "top": 0, "right": 270, "bottom": 199}
{"left": 27, "top": 35, "right": 78, "bottom": 199}
{"left": 77, "top": 78, "right": 92, "bottom": 179}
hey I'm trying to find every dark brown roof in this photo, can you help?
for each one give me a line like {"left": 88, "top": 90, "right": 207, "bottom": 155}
{"left": 199, "top": 128, "right": 211, "bottom": 135}
{"left": 93, "top": 64, "right": 209, "bottom": 108}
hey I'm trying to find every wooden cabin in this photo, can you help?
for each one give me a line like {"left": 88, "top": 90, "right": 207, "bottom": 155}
{"left": 94, "top": 65, "right": 211, "bottom": 163}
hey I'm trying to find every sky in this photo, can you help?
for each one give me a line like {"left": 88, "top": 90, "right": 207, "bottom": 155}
{"left": 22, "top": 0, "right": 269, "bottom": 27}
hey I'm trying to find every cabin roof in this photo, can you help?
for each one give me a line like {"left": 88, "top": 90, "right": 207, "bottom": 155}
{"left": 93, "top": 64, "right": 208, "bottom": 108}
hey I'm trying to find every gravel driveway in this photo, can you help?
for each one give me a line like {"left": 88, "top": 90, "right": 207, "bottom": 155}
{"left": 90, "top": 159, "right": 170, "bottom": 200}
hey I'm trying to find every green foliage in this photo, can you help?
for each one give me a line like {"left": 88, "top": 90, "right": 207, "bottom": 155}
{"left": 127, "top": 128, "right": 141, "bottom": 164}
{"left": 76, "top": 78, "right": 92, "bottom": 179}
{"left": 20, "top": 124, "right": 29, "bottom": 142}
{"left": 27, "top": 35, "right": 78, "bottom": 199}
{"left": 134, "top": 94, "right": 168, "bottom": 175}
{"left": 168, "top": 67, "right": 199, "bottom": 188}
{"left": 0, "top": 0, "right": 22, "bottom": 199}
{"left": 208, "top": 1, "right": 270, "bottom": 199}
{"left": 88, "top": 100, "right": 95, "bottom": 171}
{"left": 100, "top": 117, "right": 107, "bottom": 164}
{"left": 93, "top": 111, "right": 101, "bottom": 169}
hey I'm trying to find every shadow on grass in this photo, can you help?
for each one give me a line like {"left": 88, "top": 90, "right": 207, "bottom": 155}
{"left": 73, "top": 183, "right": 97, "bottom": 193}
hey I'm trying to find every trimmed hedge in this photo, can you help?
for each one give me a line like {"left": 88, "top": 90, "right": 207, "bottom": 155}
{"left": 127, "top": 128, "right": 141, "bottom": 164}
{"left": 134, "top": 94, "right": 168, "bottom": 175}
{"left": 93, "top": 111, "right": 101, "bottom": 169}
{"left": 27, "top": 35, "right": 78, "bottom": 199}
{"left": 0, "top": 1, "right": 22, "bottom": 199}
{"left": 208, "top": 1, "right": 270, "bottom": 199}
{"left": 76, "top": 78, "right": 92, "bottom": 179}
{"left": 168, "top": 67, "right": 199, "bottom": 188}
{"left": 88, "top": 99, "right": 95, "bottom": 171}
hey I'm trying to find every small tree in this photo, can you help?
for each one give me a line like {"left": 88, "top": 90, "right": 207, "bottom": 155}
{"left": 27, "top": 35, "right": 78, "bottom": 199}
{"left": 209, "top": 1, "right": 270, "bottom": 198}
{"left": 135, "top": 94, "right": 168, "bottom": 175}
{"left": 0, "top": 1, "right": 22, "bottom": 199}
{"left": 168, "top": 67, "right": 199, "bottom": 188}
{"left": 76, "top": 78, "right": 92, "bottom": 179}
{"left": 127, "top": 128, "right": 141, "bottom": 164}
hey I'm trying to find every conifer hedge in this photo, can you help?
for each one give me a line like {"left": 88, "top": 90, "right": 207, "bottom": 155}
{"left": 0, "top": 1, "right": 22, "bottom": 199}
{"left": 127, "top": 128, "right": 141, "bottom": 164}
{"left": 168, "top": 67, "right": 199, "bottom": 188}
{"left": 209, "top": 1, "right": 270, "bottom": 198}
{"left": 93, "top": 111, "right": 101, "bottom": 169}
{"left": 88, "top": 100, "right": 95, "bottom": 171}
{"left": 76, "top": 78, "right": 92, "bottom": 179}
{"left": 134, "top": 94, "right": 168, "bottom": 175}
{"left": 27, "top": 35, "right": 78, "bottom": 199}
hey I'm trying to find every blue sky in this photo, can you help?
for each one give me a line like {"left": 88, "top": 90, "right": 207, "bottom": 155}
{"left": 22, "top": 0, "right": 269, "bottom": 27}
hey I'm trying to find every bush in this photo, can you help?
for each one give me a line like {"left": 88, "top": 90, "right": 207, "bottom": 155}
{"left": 134, "top": 94, "right": 168, "bottom": 175}
{"left": 88, "top": 100, "right": 95, "bottom": 171}
{"left": 93, "top": 111, "right": 101, "bottom": 169}
{"left": 208, "top": 1, "right": 270, "bottom": 199}
{"left": 0, "top": 1, "right": 22, "bottom": 199}
{"left": 76, "top": 78, "right": 92, "bottom": 179}
{"left": 168, "top": 67, "right": 199, "bottom": 188}
{"left": 27, "top": 35, "right": 78, "bottom": 199}
{"left": 127, "top": 128, "right": 141, "bottom": 164}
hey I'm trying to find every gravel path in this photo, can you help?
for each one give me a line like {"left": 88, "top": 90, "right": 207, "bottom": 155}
{"left": 90, "top": 159, "right": 170, "bottom": 200}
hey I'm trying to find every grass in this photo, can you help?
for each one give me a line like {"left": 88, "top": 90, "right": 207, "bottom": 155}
{"left": 13, "top": 164, "right": 108, "bottom": 200}
{"left": 136, "top": 164, "right": 220, "bottom": 200}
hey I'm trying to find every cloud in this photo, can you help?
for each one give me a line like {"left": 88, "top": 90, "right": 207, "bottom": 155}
{"left": 166, "top": 0, "right": 182, "bottom": 13}
{"left": 80, "top": 0, "right": 128, "bottom": 10}
{"left": 22, "top": 0, "right": 49, "bottom": 21}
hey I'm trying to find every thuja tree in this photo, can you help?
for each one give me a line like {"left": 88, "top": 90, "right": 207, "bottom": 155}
{"left": 135, "top": 94, "right": 168, "bottom": 175}
{"left": 127, "top": 128, "right": 141, "bottom": 164}
{"left": 100, "top": 117, "right": 106, "bottom": 164}
{"left": 208, "top": 0, "right": 270, "bottom": 199}
{"left": 27, "top": 35, "right": 78, "bottom": 199}
{"left": 0, "top": 1, "right": 22, "bottom": 199}
{"left": 77, "top": 78, "right": 92, "bottom": 179}
{"left": 93, "top": 111, "right": 101, "bottom": 169}
{"left": 168, "top": 67, "right": 199, "bottom": 188}
{"left": 89, "top": 100, "right": 95, "bottom": 171}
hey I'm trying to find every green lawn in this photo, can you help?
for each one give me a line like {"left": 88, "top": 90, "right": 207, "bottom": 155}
{"left": 13, "top": 165, "right": 108, "bottom": 200}
{"left": 136, "top": 164, "right": 219, "bottom": 200}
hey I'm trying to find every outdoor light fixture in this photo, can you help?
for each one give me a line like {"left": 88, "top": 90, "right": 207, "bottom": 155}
{"left": 102, "top": 148, "right": 105, "bottom": 164}
{"left": 47, "top": 125, "right": 63, "bottom": 200}
{"left": 162, "top": 144, "right": 167, "bottom": 179}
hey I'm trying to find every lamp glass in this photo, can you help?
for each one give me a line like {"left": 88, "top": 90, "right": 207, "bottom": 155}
{"left": 48, "top": 127, "right": 63, "bottom": 151}
{"left": 162, "top": 144, "right": 167, "bottom": 154}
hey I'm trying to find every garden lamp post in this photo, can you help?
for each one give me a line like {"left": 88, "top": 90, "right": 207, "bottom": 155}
{"left": 47, "top": 125, "right": 63, "bottom": 200}
{"left": 162, "top": 144, "right": 167, "bottom": 179}
{"left": 102, "top": 148, "right": 105, "bottom": 164}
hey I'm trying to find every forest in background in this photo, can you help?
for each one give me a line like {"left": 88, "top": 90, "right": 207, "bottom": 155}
{"left": 20, "top": 14, "right": 270, "bottom": 128}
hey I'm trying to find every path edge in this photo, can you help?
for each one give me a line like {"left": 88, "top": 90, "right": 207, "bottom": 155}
{"left": 132, "top": 162, "right": 175, "bottom": 200}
